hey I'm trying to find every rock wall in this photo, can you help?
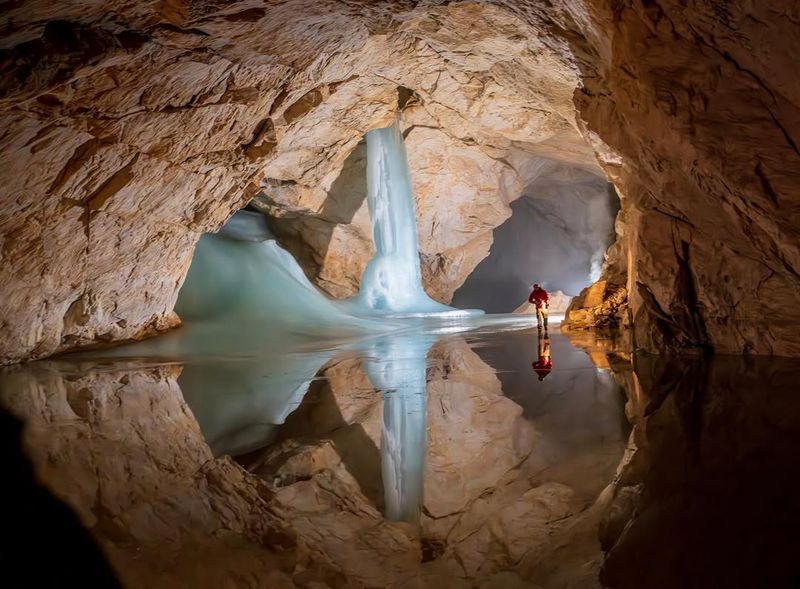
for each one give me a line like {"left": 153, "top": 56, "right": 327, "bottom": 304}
{"left": 1, "top": 1, "right": 799, "bottom": 360}
{"left": 568, "top": 0, "right": 800, "bottom": 354}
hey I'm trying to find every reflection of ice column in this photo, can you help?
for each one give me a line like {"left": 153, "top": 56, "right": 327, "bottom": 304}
{"left": 362, "top": 334, "right": 434, "bottom": 524}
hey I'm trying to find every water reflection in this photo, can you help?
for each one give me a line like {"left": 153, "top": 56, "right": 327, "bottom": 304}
{"left": 0, "top": 317, "right": 633, "bottom": 588}
{"left": 600, "top": 352, "right": 800, "bottom": 589}
{"left": 4, "top": 323, "right": 800, "bottom": 588}
{"left": 469, "top": 328, "right": 627, "bottom": 489}
{"left": 361, "top": 332, "right": 435, "bottom": 524}
{"left": 532, "top": 333, "right": 553, "bottom": 380}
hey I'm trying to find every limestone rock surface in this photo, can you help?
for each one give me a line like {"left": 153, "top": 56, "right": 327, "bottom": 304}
{"left": 563, "top": 280, "right": 629, "bottom": 331}
{"left": 0, "top": 1, "right": 588, "bottom": 363}
{"left": 2, "top": 0, "right": 800, "bottom": 359}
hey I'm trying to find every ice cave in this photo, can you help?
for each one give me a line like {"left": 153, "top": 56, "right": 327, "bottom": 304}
{"left": 2, "top": 2, "right": 800, "bottom": 589}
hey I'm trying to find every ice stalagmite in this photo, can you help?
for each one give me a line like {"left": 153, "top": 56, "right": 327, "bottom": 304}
{"left": 354, "top": 119, "right": 481, "bottom": 317}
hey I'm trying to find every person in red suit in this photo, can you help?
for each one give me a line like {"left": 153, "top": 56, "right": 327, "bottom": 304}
{"left": 528, "top": 283, "right": 549, "bottom": 332}
{"left": 532, "top": 333, "right": 553, "bottom": 381}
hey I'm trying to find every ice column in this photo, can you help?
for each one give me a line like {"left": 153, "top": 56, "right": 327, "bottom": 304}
{"left": 357, "top": 119, "right": 466, "bottom": 315}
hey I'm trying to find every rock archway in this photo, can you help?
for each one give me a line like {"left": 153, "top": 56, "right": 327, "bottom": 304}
{"left": 452, "top": 158, "right": 618, "bottom": 312}
{"left": 2, "top": 1, "right": 799, "bottom": 362}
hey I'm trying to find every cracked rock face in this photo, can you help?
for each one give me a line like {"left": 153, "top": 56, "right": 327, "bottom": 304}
{"left": 2, "top": 0, "right": 799, "bottom": 361}
{"left": 573, "top": 1, "right": 800, "bottom": 354}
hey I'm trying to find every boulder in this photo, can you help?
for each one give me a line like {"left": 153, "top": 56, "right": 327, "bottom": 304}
{"left": 513, "top": 290, "right": 572, "bottom": 315}
{"left": 562, "top": 281, "right": 629, "bottom": 331}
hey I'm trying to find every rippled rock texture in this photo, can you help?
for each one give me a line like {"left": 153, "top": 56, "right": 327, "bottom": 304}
{"left": 2, "top": 1, "right": 799, "bottom": 361}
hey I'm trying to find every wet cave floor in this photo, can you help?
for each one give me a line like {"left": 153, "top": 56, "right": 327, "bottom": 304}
{"left": 2, "top": 317, "right": 799, "bottom": 588}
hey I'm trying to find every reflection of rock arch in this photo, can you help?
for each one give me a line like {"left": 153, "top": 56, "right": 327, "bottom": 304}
{"left": 0, "top": 362, "right": 299, "bottom": 586}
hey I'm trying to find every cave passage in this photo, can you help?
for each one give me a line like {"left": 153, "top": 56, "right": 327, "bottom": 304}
{"left": 454, "top": 161, "right": 619, "bottom": 313}
{"left": 4, "top": 112, "right": 795, "bottom": 589}
{"left": 178, "top": 118, "right": 479, "bottom": 330}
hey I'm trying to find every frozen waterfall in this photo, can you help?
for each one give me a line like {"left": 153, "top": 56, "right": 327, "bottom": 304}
{"left": 349, "top": 119, "right": 481, "bottom": 317}
{"left": 173, "top": 118, "right": 479, "bottom": 327}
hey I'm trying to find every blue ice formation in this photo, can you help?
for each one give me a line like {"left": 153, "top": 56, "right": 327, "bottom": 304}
{"left": 362, "top": 332, "right": 435, "bottom": 524}
{"left": 176, "top": 117, "right": 479, "bottom": 331}
{"left": 346, "top": 120, "right": 481, "bottom": 318}
{"left": 176, "top": 210, "right": 382, "bottom": 335}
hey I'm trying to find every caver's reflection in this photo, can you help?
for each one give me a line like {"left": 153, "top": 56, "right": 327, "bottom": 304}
{"left": 361, "top": 332, "right": 435, "bottom": 525}
{"left": 532, "top": 333, "right": 553, "bottom": 381}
